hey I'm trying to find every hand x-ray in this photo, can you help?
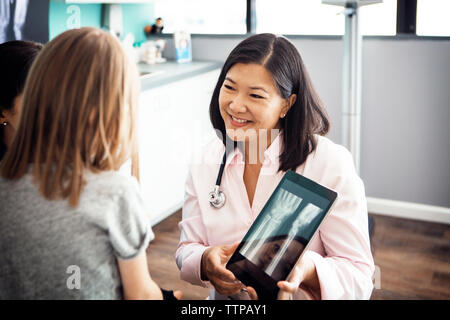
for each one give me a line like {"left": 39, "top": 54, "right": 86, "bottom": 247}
{"left": 226, "top": 170, "right": 337, "bottom": 299}
{"left": 0, "top": 0, "right": 29, "bottom": 43}
{"left": 0, "top": 0, "right": 49, "bottom": 44}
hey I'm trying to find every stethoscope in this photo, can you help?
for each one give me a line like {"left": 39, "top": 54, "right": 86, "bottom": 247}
{"left": 208, "top": 151, "right": 227, "bottom": 209}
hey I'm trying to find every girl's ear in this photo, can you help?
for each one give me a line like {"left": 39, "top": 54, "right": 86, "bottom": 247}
{"left": 280, "top": 94, "right": 297, "bottom": 118}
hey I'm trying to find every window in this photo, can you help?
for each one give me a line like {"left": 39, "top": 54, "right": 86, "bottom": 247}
{"left": 255, "top": 0, "right": 396, "bottom": 36}
{"left": 359, "top": 0, "right": 397, "bottom": 36}
{"left": 416, "top": 0, "right": 450, "bottom": 36}
{"left": 152, "top": 0, "right": 246, "bottom": 34}
{"left": 256, "top": 0, "right": 344, "bottom": 35}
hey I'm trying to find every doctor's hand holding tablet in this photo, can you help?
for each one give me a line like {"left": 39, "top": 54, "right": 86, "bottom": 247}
{"left": 205, "top": 170, "right": 338, "bottom": 300}
{"left": 176, "top": 33, "right": 375, "bottom": 300}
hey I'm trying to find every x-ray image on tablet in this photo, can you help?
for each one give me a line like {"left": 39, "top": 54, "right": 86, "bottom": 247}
{"left": 226, "top": 170, "right": 337, "bottom": 300}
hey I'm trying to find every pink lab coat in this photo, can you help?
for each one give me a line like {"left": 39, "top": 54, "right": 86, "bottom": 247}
{"left": 175, "top": 134, "right": 375, "bottom": 300}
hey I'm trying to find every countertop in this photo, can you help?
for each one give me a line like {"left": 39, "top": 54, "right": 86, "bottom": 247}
{"left": 138, "top": 60, "right": 223, "bottom": 91}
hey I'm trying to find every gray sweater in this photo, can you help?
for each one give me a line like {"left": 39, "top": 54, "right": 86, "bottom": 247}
{"left": 0, "top": 169, "right": 153, "bottom": 299}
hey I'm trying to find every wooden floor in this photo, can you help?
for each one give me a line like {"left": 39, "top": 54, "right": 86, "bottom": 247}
{"left": 146, "top": 210, "right": 209, "bottom": 300}
{"left": 369, "top": 214, "right": 450, "bottom": 299}
{"left": 146, "top": 210, "right": 450, "bottom": 300}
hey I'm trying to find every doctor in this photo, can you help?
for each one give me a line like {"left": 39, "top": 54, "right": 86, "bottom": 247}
{"left": 175, "top": 33, "right": 374, "bottom": 300}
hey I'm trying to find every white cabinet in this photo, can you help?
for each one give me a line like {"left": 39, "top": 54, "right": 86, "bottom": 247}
{"left": 138, "top": 69, "right": 220, "bottom": 226}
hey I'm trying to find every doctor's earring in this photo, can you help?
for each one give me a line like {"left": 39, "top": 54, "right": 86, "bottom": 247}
{"left": 2, "top": 122, "right": 7, "bottom": 126}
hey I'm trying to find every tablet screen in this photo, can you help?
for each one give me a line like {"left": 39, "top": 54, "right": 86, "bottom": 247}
{"left": 226, "top": 171, "right": 337, "bottom": 299}
{"left": 239, "top": 179, "right": 330, "bottom": 282}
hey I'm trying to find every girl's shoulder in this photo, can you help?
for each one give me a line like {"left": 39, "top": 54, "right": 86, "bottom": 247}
{"left": 83, "top": 170, "right": 141, "bottom": 199}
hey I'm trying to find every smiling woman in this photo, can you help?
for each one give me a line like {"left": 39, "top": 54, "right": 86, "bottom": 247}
{"left": 210, "top": 33, "right": 330, "bottom": 171}
{"left": 176, "top": 33, "right": 374, "bottom": 300}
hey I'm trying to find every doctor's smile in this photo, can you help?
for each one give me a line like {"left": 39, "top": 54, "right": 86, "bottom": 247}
{"left": 218, "top": 62, "right": 291, "bottom": 148}
{"left": 228, "top": 113, "right": 253, "bottom": 127}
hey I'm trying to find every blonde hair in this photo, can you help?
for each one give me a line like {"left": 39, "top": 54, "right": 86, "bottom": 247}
{"left": 1, "top": 27, "right": 140, "bottom": 207}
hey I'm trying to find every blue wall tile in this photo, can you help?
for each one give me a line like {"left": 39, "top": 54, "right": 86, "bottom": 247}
{"left": 48, "top": 1, "right": 154, "bottom": 44}
{"left": 49, "top": 1, "right": 102, "bottom": 40}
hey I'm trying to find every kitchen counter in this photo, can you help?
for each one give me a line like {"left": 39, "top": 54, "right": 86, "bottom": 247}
{"left": 138, "top": 60, "right": 223, "bottom": 91}
{"left": 137, "top": 61, "right": 221, "bottom": 226}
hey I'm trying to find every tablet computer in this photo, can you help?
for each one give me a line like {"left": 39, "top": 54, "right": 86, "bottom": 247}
{"left": 226, "top": 170, "right": 338, "bottom": 300}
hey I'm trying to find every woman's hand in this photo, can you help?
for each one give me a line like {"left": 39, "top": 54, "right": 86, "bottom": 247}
{"left": 174, "top": 290, "right": 183, "bottom": 299}
{"left": 247, "top": 287, "right": 259, "bottom": 300}
{"left": 277, "top": 252, "right": 321, "bottom": 300}
{"left": 201, "top": 243, "right": 245, "bottom": 295}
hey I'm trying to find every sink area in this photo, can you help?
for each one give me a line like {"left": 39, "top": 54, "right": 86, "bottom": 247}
{"left": 139, "top": 70, "right": 165, "bottom": 79}
{"left": 138, "top": 61, "right": 167, "bottom": 79}
{"left": 137, "top": 60, "right": 223, "bottom": 91}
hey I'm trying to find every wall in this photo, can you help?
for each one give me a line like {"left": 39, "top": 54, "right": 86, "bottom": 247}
{"left": 121, "top": 4, "right": 154, "bottom": 44}
{"left": 360, "top": 38, "right": 450, "bottom": 208}
{"left": 48, "top": 1, "right": 154, "bottom": 43}
{"left": 188, "top": 35, "right": 450, "bottom": 208}
{"left": 49, "top": 1, "right": 102, "bottom": 40}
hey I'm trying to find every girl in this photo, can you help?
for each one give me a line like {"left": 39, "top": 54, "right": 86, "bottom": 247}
{"left": 0, "top": 27, "right": 173, "bottom": 299}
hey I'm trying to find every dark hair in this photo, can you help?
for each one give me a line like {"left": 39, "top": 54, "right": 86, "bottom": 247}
{"left": 0, "top": 40, "right": 42, "bottom": 160}
{"left": 209, "top": 33, "right": 330, "bottom": 172}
